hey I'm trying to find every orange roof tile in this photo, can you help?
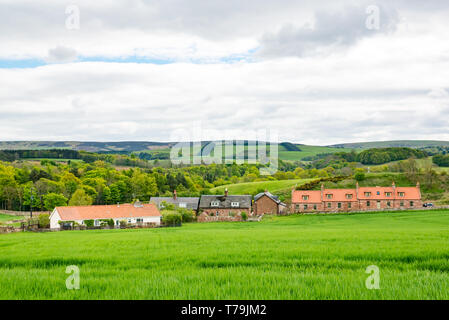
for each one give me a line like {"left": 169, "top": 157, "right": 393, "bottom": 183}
{"left": 395, "top": 187, "right": 421, "bottom": 200}
{"left": 322, "top": 189, "right": 357, "bottom": 202}
{"left": 55, "top": 203, "right": 161, "bottom": 221}
{"left": 358, "top": 187, "right": 395, "bottom": 200}
{"left": 292, "top": 190, "right": 321, "bottom": 203}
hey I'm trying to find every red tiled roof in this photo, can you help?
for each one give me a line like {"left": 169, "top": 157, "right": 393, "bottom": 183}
{"left": 55, "top": 203, "right": 161, "bottom": 221}
{"left": 322, "top": 189, "right": 357, "bottom": 202}
{"left": 292, "top": 190, "right": 321, "bottom": 203}
{"left": 395, "top": 187, "right": 421, "bottom": 200}
{"left": 292, "top": 185, "right": 421, "bottom": 203}
{"left": 357, "top": 187, "right": 395, "bottom": 200}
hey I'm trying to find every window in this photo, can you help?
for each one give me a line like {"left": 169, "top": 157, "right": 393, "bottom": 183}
{"left": 337, "top": 203, "right": 342, "bottom": 208}
{"left": 367, "top": 201, "right": 370, "bottom": 207}
{"left": 295, "top": 204, "right": 300, "bottom": 210}
{"left": 327, "top": 203, "right": 331, "bottom": 208}
{"left": 364, "top": 192, "right": 371, "bottom": 197}
{"left": 410, "top": 201, "right": 414, "bottom": 207}
{"left": 304, "top": 204, "right": 308, "bottom": 210}
{"left": 302, "top": 195, "right": 309, "bottom": 200}
{"left": 313, "top": 204, "right": 317, "bottom": 210}
{"left": 136, "top": 218, "right": 143, "bottom": 223}
{"left": 128, "top": 219, "right": 132, "bottom": 223}
{"left": 326, "top": 194, "right": 333, "bottom": 199}
{"left": 385, "top": 192, "right": 392, "bottom": 197}
{"left": 387, "top": 201, "right": 391, "bottom": 207}
{"left": 399, "top": 192, "right": 405, "bottom": 197}
{"left": 211, "top": 201, "right": 220, "bottom": 207}
{"left": 400, "top": 201, "right": 404, "bottom": 207}
{"left": 179, "top": 203, "right": 187, "bottom": 208}
{"left": 346, "top": 194, "right": 353, "bottom": 199}
{"left": 231, "top": 202, "right": 240, "bottom": 207}
{"left": 94, "top": 220, "right": 99, "bottom": 226}
{"left": 348, "top": 202, "right": 352, "bottom": 209}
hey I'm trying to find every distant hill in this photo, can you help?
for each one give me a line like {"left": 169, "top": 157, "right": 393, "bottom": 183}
{"left": 0, "top": 141, "right": 174, "bottom": 152}
{"left": 329, "top": 140, "right": 449, "bottom": 149}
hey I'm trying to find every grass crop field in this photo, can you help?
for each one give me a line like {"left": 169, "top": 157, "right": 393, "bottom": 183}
{"left": 1, "top": 210, "right": 449, "bottom": 299}
{"left": 210, "top": 178, "right": 313, "bottom": 196}
{"left": 278, "top": 145, "right": 352, "bottom": 161}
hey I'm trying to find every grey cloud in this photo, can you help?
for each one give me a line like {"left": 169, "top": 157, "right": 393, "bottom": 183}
{"left": 258, "top": 5, "right": 399, "bottom": 58}
{"left": 46, "top": 46, "right": 78, "bottom": 63}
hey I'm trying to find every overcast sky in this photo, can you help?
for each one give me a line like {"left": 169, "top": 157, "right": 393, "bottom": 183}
{"left": 0, "top": 0, "right": 448, "bottom": 145}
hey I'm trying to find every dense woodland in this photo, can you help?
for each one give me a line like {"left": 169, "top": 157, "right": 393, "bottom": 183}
{"left": 0, "top": 146, "right": 447, "bottom": 211}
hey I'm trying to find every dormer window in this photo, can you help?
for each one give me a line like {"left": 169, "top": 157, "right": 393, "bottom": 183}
{"left": 376, "top": 191, "right": 380, "bottom": 195}
{"left": 302, "top": 195, "right": 309, "bottom": 200}
{"left": 385, "top": 192, "right": 392, "bottom": 197}
{"left": 211, "top": 201, "right": 220, "bottom": 207}
{"left": 231, "top": 202, "right": 239, "bottom": 207}
{"left": 364, "top": 192, "right": 371, "bottom": 197}
{"left": 346, "top": 194, "right": 353, "bottom": 199}
{"left": 398, "top": 192, "right": 405, "bottom": 197}
{"left": 326, "top": 194, "right": 333, "bottom": 199}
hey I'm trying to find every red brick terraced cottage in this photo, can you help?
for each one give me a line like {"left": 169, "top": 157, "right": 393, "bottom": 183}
{"left": 292, "top": 181, "right": 422, "bottom": 213}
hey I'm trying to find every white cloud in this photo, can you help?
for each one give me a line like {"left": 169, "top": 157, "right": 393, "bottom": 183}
{"left": 0, "top": 1, "right": 449, "bottom": 144}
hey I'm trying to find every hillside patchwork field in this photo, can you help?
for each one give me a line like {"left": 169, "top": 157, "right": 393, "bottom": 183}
{"left": 0, "top": 210, "right": 448, "bottom": 299}
{"left": 210, "top": 178, "right": 314, "bottom": 196}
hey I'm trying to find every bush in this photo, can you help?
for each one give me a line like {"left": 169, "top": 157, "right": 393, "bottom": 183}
{"left": 241, "top": 211, "right": 248, "bottom": 221}
{"left": 83, "top": 219, "right": 94, "bottom": 227}
{"left": 163, "top": 213, "right": 182, "bottom": 226}
{"left": 38, "top": 214, "right": 50, "bottom": 228}
{"left": 99, "top": 219, "right": 114, "bottom": 227}
{"left": 179, "top": 208, "right": 196, "bottom": 222}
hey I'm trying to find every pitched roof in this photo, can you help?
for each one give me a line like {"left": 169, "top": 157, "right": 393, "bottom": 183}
{"left": 199, "top": 195, "right": 252, "bottom": 209}
{"left": 322, "top": 189, "right": 357, "bottom": 202}
{"left": 55, "top": 203, "right": 161, "bottom": 221}
{"left": 357, "top": 187, "right": 395, "bottom": 200}
{"left": 395, "top": 187, "right": 421, "bottom": 200}
{"left": 254, "top": 191, "right": 279, "bottom": 203}
{"left": 292, "top": 190, "right": 321, "bottom": 203}
{"left": 150, "top": 197, "right": 199, "bottom": 210}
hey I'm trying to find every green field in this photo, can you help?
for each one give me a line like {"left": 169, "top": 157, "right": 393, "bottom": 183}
{"left": 0, "top": 213, "right": 17, "bottom": 223}
{"left": 211, "top": 178, "right": 313, "bottom": 196}
{"left": 1, "top": 210, "right": 449, "bottom": 299}
{"left": 279, "top": 145, "right": 351, "bottom": 161}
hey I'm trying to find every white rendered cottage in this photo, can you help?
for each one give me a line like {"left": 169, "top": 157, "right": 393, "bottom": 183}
{"left": 50, "top": 202, "right": 162, "bottom": 229}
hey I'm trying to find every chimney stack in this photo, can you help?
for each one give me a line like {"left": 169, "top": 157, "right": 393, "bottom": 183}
{"left": 225, "top": 188, "right": 228, "bottom": 197}
{"left": 173, "top": 189, "right": 177, "bottom": 200}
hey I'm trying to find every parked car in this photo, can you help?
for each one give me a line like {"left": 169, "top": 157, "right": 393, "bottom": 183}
{"left": 423, "top": 203, "right": 434, "bottom": 208}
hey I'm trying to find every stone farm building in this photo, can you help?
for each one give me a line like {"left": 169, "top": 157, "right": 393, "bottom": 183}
{"left": 292, "top": 182, "right": 422, "bottom": 213}
{"left": 150, "top": 190, "right": 199, "bottom": 211}
{"left": 253, "top": 191, "right": 287, "bottom": 215}
{"left": 198, "top": 189, "right": 252, "bottom": 222}
{"left": 50, "top": 202, "right": 162, "bottom": 229}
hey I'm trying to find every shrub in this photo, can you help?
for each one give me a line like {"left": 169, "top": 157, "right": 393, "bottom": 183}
{"left": 179, "top": 208, "right": 195, "bottom": 222}
{"left": 83, "top": 219, "right": 94, "bottom": 227}
{"left": 241, "top": 212, "right": 248, "bottom": 221}
{"left": 99, "top": 219, "right": 114, "bottom": 227}
{"left": 163, "top": 213, "right": 182, "bottom": 226}
{"left": 38, "top": 214, "right": 50, "bottom": 228}
{"left": 119, "top": 220, "right": 127, "bottom": 227}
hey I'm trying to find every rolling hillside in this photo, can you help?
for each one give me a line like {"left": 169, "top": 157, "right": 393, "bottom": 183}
{"left": 210, "top": 178, "right": 314, "bottom": 196}
{"left": 330, "top": 140, "right": 449, "bottom": 149}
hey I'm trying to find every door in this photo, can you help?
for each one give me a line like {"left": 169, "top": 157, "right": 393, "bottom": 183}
{"left": 377, "top": 201, "right": 381, "bottom": 209}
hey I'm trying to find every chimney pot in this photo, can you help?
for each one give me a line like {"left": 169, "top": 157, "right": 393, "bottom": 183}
{"left": 225, "top": 188, "right": 228, "bottom": 197}
{"left": 173, "top": 189, "right": 177, "bottom": 200}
